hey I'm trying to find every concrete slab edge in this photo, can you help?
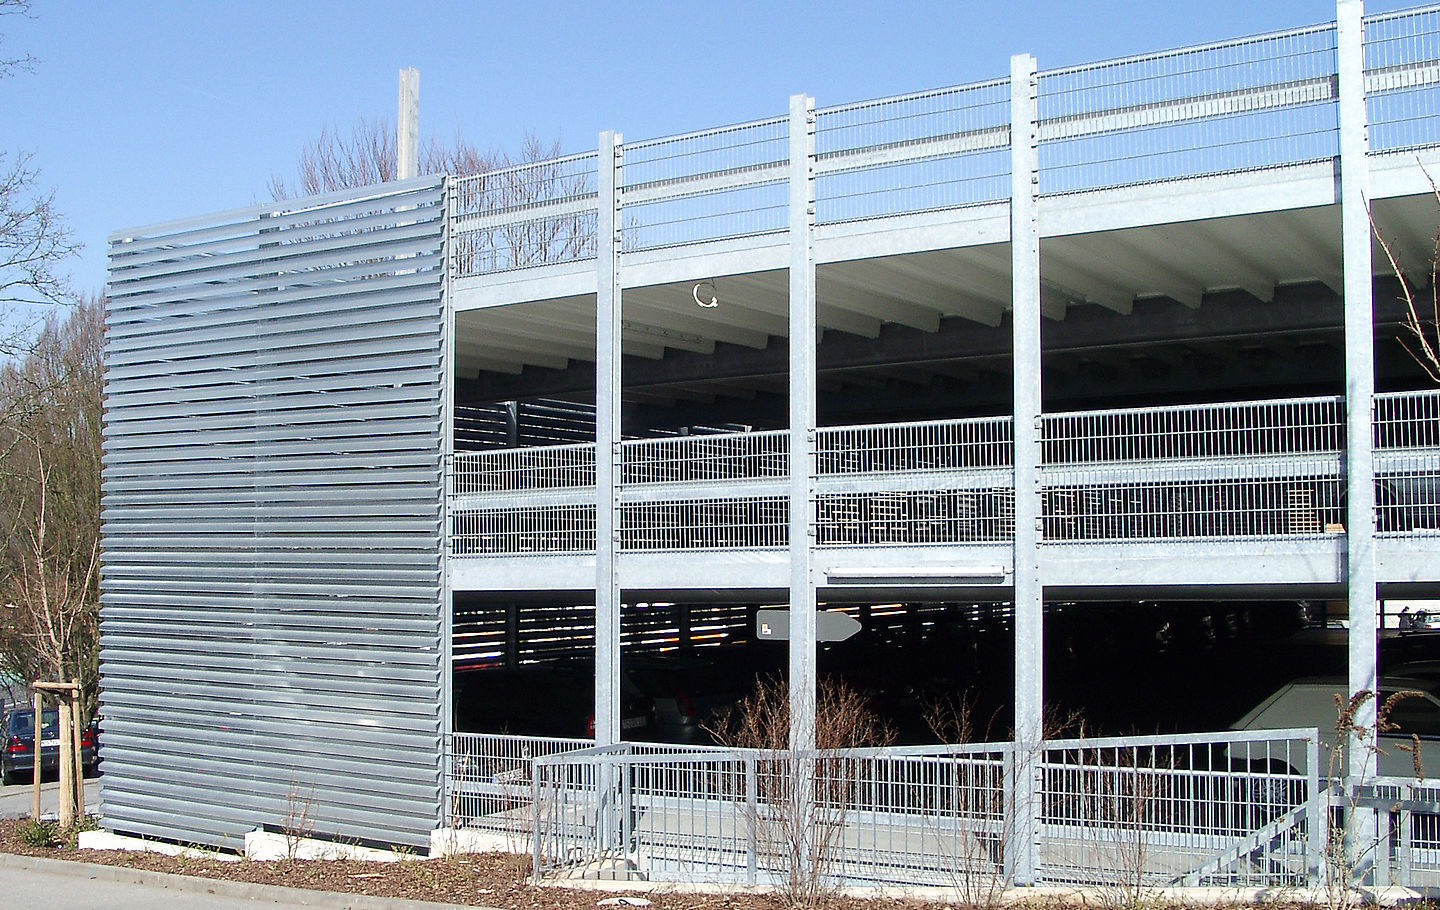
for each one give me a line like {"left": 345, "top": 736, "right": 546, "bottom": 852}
{"left": 539, "top": 875, "right": 1427, "bottom": 907}
{"left": 0, "top": 851, "right": 502, "bottom": 910}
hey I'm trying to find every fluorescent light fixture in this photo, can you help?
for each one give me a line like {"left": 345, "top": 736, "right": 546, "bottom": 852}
{"left": 825, "top": 566, "right": 1009, "bottom": 585}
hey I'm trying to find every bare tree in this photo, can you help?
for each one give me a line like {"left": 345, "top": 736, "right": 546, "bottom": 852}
{"left": 0, "top": 1, "right": 77, "bottom": 323}
{"left": 268, "top": 118, "right": 563, "bottom": 199}
{"left": 270, "top": 121, "right": 593, "bottom": 274}
{"left": 707, "top": 676, "right": 895, "bottom": 907}
{"left": 1374, "top": 176, "right": 1440, "bottom": 382}
{"left": 1, "top": 151, "right": 77, "bottom": 309}
{"left": 0, "top": 0, "right": 35, "bottom": 79}
{"left": 0, "top": 297, "right": 103, "bottom": 718}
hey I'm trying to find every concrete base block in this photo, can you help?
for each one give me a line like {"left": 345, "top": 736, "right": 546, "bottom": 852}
{"left": 77, "top": 829, "right": 240, "bottom": 861}
{"left": 242, "top": 829, "right": 411, "bottom": 862}
{"left": 430, "top": 826, "right": 531, "bottom": 856}
{"left": 553, "top": 857, "right": 647, "bottom": 882}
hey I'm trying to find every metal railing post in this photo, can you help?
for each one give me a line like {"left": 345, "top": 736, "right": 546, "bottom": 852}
{"left": 531, "top": 760, "right": 544, "bottom": 882}
{"left": 1398, "top": 806, "right": 1412, "bottom": 887}
{"left": 1306, "top": 733, "right": 1325, "bottom": 885}
{"left": 746, "top": 755, "right": 759, "bottom": 885}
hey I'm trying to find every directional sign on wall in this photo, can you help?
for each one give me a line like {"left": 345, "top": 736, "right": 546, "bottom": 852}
{"left": 756, "top": 609, "right": 862, "bottom": 643}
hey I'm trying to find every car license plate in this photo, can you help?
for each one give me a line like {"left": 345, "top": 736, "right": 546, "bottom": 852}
{"left": 40, "top": 739, "right": 58, "bottom": 748}
{"left": 621, "top": 716, "right": 646, "bottom": 730}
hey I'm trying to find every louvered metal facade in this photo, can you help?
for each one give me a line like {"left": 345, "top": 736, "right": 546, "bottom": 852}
{"left": 100, "top": 178, "right": 449, "bottom": 849}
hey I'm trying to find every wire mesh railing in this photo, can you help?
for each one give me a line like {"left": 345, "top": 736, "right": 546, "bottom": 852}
{"left": 528, "top": 729, "right": 1319, "bottom": 888}
{"left": 816, "top": 416, "right": 1013, "bottom": 474}
{"left": 620, "top": 117, "right": 789, "bottom": 253}
{"left": 1039, "top": 397, "right": 1345, "bottom": 543}
{"left": 1366, "top": 6, "right": 1440, "bottom": 153}
{"left": 1038, "top": 730, "right": 1319, "bottom": 888}
{"left": 1043, "top": 396, "right": 1345, "bottom": 463}
{"left": 1038, "top": 23, "right": 1340, "bottom": 195}
{"left": 621, "top": 431, "right": 788, "bottom": 485}
{"left": 446, "top": 8, "right": 1440, "bottom": 277}
{"left": 1039, "top": 465, "right": 1344, "bottom": 541}
{"left": 1367, "top": 777, "right": 1440, "bottom": 889}
{"left": 619, "top": 496, "right": 788, "bottom": 551}
{"left": 816, "top": 488, "right": 1017, "bottom": 546}
{"left": 446, "top": 732, "right": 591, "bottom": 834}
{"left": 448, "top": 391, "right": 1440, "bottom": 554}
{"left": 453, "top": 444, "right": 596, "bottom": 494}
{"left": 814, "top": 80, "right": 1012, "bottom": 224}
{"left": 1375, "top": 390, "right": 1440, "bottom": 536}
{"left": 449, "top": 152, "right": 598, "bottom": 276}
{"left": 450, "top": 502, "right": 596, "bottom": 555}
{"left": 812, "top": 416, "right": 1016, "bottom": 546}
{"left": 1376, "top": 388, "right": 1440, "bottom": 449}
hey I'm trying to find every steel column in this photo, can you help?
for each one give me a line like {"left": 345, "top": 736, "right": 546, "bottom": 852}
{"left": 595, "top": 131, "right": 623, "bottom": 747}
{"left": 1009, "top": 52, "right": 1043, "bottom": 887}
{"left": 1339, "top": 0, "right": 1378, "bottom": 881}
{"left": 788, "top": 94, "right": 818, "bottom": 755}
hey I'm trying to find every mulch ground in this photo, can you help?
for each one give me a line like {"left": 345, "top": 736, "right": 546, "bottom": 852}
{"left": 0, "top": 818, "right": 922, "bottom": 910}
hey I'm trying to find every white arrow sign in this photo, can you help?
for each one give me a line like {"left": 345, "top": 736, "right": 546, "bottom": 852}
{"left": 756, "top": 609, "right": 862, "bottom": 643}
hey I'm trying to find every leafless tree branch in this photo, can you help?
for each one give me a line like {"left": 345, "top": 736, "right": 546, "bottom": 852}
{"left": 1373, "top": 166, "right": 1440, "bottom": 383}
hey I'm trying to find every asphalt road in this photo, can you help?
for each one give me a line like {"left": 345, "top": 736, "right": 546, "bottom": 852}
{"left": 0, "top": 778, "right": 102, "bottom": 820}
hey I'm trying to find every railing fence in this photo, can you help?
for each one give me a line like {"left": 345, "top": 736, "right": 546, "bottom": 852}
{"left": 450, "top": 390, "right": 1440, "bottom": 555}
{"left": 444, "top": 729, "right": 1326, "bottom": 888}
{"left": 448, "top": 8, "right": 1440, "bottom": 278}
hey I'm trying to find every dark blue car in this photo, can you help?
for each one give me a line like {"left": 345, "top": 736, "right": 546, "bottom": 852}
{"left": 0, "top": 709, "right": 97, "bottom": 785}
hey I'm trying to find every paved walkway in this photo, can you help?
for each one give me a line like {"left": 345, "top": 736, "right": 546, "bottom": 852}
{"left": 0, "top": 779, "right": 100, "bottom": 820}
{"left": 0, "top": 862, "right": 299, "bottom": 909}
{"left": 0, "top": 854, "right": 493, "bottom": 910}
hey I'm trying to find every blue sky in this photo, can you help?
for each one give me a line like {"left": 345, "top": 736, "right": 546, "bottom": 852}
{"left": 0, "top": 0, "right": 1421, "bottom": 303}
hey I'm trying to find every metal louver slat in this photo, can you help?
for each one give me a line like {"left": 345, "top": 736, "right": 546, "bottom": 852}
{"left": 100, "top": 176, "right": 448, "bottom": 850}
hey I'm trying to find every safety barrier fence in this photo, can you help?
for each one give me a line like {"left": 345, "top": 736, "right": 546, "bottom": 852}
{"left": 1365, "top": 776, "right": 1440, "bottom": 888}
{"left": 1036, "top": 729, "right": 1319, "bottom": 888}
{"left": 1038, "top": 396, "right": 1346, "bottom": 543}
{"left": 1376, "top": 389, "right": 1440, "bottom": 535}
{"left": 447, "top": 733, "right": 592, "bottom": 839}
{"left": 448, "top": 8, "right": 1440, "bottom": 277}
{"left": 445, "top": 734, "right": 733, "bottom": 839}
{"left": 449, "top": 151, "right": 598, "bottom": 277}
{"left": 449, "top": 390, "right": 1440, "bottom": 554}
{"left": 1365, "top": 6, "right": 1440, "bottom": 153}
{"left": 621, "top": 430, "right": 789, "bottom": 485}
{"left": 500, "top": 729, "right": 1318, "bottom": 888}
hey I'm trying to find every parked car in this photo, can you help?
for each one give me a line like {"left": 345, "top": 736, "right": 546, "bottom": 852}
{"left": 1399, "top": 609, "right": 1440, "bottom": 632}
{"left": 624, "top": 655, "right": 750, "bottom": 744}
{"left": 452, "top": 663, "right": 656, "bottom": 740}
{"left": 1230, "top": 675, "right": 1440, "bottom": 778}
{"left": 0, "top": 708, "right": 98, "bottom": 785}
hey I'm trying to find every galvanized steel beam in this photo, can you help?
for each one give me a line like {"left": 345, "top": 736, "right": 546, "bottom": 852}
{"left": 1339, "top": 0, "right": 1380, "bottom": 882}
{"left": 595, "top": 132, "right": 623, "bottom": 747}
{"left": 1009, "top": 52, "right": 1043, "bottom": 887}
{"left": 788, "top": 95, "right": 818, "bottom": 755}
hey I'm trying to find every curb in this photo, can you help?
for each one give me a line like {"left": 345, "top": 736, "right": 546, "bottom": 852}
{"left": 0, "top": 851, "right": 504, "bottom": 910}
